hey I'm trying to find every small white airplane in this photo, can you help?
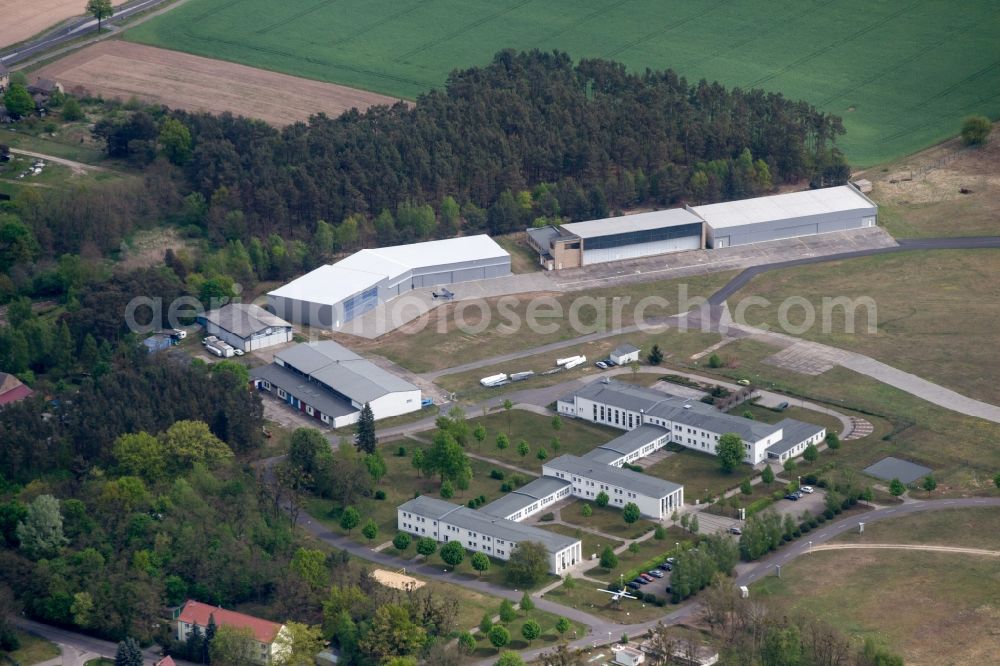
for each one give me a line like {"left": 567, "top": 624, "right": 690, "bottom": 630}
{"left": 596, "top": 588, "right": 638, "bottom": 603}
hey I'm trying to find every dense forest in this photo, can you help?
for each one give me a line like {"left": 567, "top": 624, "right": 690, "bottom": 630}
{"left": 3, "top": 50, "right": 850, "bottom": 291}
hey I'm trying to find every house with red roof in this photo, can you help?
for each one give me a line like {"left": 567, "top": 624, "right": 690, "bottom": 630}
{"left": 154, "top": 657, "right": 176, "bottom": 666}
{"left": 175, "top": 600, "right": 290, "bottom": 664}
{"left": 0, "top": 372, "right": 32, "bottom": 406}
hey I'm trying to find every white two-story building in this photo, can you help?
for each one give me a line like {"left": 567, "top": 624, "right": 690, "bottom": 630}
{"left": 543, "top": 454, "right": 683, "bottom": 519}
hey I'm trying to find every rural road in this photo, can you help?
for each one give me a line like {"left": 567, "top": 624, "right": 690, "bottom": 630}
{"left": 808, "top": 543, "right": 1000, "bottom": 557}
{"left": 9, "top": 148, "right": 105, "bottom": 174}
{"left": 423, "top": 235, "right": 1000, "bottom": 425}
{"left": 0, "top": 0, "right": 174, "bottom": 66}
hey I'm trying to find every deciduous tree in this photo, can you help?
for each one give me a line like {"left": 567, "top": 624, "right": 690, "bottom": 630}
{"left": 961, "top": 115, "right": 991, "bottom": 145}
{"left": 440, "top": 540, "right": 465, "bottom": 567}
{"left": 340, "top": 506, "right": 360, "bottom": 533}
{"left": 488, "top": 624, "right": 510, "bottom": 652}
{"left": 471, "top": 551, "right": 490, "bottom": 575}
{"left": 86, "top": 0, "right": 115, "bottom": 32}
{"left": 521, "top": 619, "right": 541, "bottom": 644}
{"left": 16, "top": 494, "right": 67, "bottom": 560}
{"left": 622, "top": 502, "right": 640, "bottom": 524}
{"left": 716, "top": 433, "right": 744, "bottom": 473}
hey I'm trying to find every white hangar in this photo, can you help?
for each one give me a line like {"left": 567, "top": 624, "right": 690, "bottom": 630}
{"left": 268, "top": 235, "right": 511, "bottom": 327}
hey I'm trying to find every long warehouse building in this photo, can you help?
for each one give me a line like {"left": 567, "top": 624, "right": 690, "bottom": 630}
{"left": 526, "top": 185, "right": 877, "bottom": 268}
{"left": 689, "top": 184, "right": 878, "bottom": 248}
{"left": 269, "top": 235, "right": 510, "bottom": 327}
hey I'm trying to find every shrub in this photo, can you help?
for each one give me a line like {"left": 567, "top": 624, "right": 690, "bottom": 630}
{"left": 800, "top": 522, "right": 811, "bottom": 533}
{"left": 396, "top": 446, "right": 407, "bottom": 456}
{"left": 490, "top": 469, "right": 505, "bottom": 480}
{"left": 808, "top": 518, "right": 818, "bottom": 528}
{"left": 374, "top": 489, "right": 386, "bottom": 500}
{"left": 468, "top": 500, "right": 477, "bottom": 508}
{"left": 643, "top": 592, "right": 657, "bottom": 603}
{"left": 961, "top": 115, "right": 991, "bottom": 145}
{"left": 540, "top": 512, "right": 555, "bottom": 522}
{"left": 500, "top": 483, "right": 512, "bottom": 492}
{"left": 581, "top": 504, "right": 593, "bottom": 517}
{"left": 654, "top": 526, "right": 666, "bottom": 540}
{"left": 628, "top": 542, "right": 640, "bottom": 554}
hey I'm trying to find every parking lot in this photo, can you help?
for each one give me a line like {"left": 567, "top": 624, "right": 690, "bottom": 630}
{"left": 769, "top": 486, "right": 827, "bottom": 520}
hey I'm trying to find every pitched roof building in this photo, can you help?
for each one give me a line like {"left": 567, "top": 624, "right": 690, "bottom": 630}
{"left": 0, "top": 372, "right": 33, "bottom": 406}
{"left": 250, "top": 340, "right": 421, "bottom": 427}
{"left": 200, "top": 303, "right": 293, "bottom": 352}
{"left": 175, "top": 600, "right": 290, "bottom": 665}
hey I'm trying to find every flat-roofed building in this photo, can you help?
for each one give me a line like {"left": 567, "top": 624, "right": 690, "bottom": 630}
{"left": 690, "top": 185, "right": 877, "bottom": 248}
{"left": 397, "top": 496, "right": 581, "bottom": 574}
{"left": 268, "top": 235, "right": 510, "bottom": 327}
{"left": 527, "top": 208, "right": 704, "bottom": 269}
{"left": 478, "top": 476, "right": 572, "bottom": 522}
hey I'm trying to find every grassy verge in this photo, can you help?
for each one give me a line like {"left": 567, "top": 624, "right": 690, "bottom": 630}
{"left": 438, "top": 329, "right": 722, "bottom": 401}
{"left": 542, "top": 583, "right": 669, "bottom": 625}
{"left": 470, "top": 608, "right": 585, "bottom": 656}
{"left": 2, "top": 631, "right": 61, "bottom": 665}
{"left": 559, "top": 502, "right": 657, "bottom": 541}
{"left": 361, "top": 271, "right": 735, "bottom": 374}
{"left": 835, "top": 507, "right": 1000, "bottom": 550}
{"left": 643, "top": 449, "right": 756, "bottom": 503}
{"left": 682, "top": 338, "right": 1000, "bottom": 495}
{"left": 729, "top": 249, "right": 1000, "bottom": 406}
{"left": 752, "top": 549, "right": 1000, "bottom": 665}
{"left": 430, "top": 409, "right": 619, "bottom": 474}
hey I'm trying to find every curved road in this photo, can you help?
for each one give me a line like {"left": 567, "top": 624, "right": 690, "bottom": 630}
{"left": 0, "top": 0, "right": 175, "bottom": 66}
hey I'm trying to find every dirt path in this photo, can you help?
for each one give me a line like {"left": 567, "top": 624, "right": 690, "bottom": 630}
{"left": 9, "top": 148, "right": 104, "bottom": 175}
{"left": 809, "top": 543, "right": 999, "bottom": 557}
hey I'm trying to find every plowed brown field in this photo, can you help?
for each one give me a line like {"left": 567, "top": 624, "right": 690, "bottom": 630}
{"left": 36, "top": 41, "right": 404, "bottom": 126}
{"left": 0, "top": 0, "right": 128, "bottom": 47}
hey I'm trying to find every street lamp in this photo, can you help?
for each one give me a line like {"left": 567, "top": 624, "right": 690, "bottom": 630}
{"left": 797, "top": 475, "right": 801, "bottom": 488}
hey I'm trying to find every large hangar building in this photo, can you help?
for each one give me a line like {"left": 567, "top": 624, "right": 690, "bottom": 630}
{"left": 526, "top": 185, "right": 877, "bottom": 268}
{"left": 268, "top": 235, "right": 510, "bottom": 327}
{"left": 690, "top": 185, "right": 877, "bottom": 248}
{"left": 526, "top": 208, "right": 704, "bottom": 270}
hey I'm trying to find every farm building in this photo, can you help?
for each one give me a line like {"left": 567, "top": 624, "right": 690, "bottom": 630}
{"left": 174, "top": 600, "right": 289, "bottom": 665}
{"left": 557, "top": 380, "right": 826, "bottom": 466}
{"left": 526, "top": 208, "right": 704, "bottom": 269}
{"left": 200, "top": 303, "right": 293, "bottom": 351}
{"left": 268, "top": 235, "right": 510, "bottom": 327}
{"left": 397, "top": 495, "right": 582, "bottom": 575}
{"left": 689, "top": 185, "right": 877, "bottom": 248}
{"left": 250, "top": 341, "right": 420, "bottom": 427}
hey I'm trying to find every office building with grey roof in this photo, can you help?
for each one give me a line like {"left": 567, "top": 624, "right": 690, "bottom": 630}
{"left": 250, "top": 340, "right": 420, "bottom": 428}
{"left": 397, "top": 496, "right": 581, "bottom": 575}
{"left": 544, "top": 455, "right": 683, "bottom": 519}
{"left": 557, "top": 380, "right": 825, "bottom": 466}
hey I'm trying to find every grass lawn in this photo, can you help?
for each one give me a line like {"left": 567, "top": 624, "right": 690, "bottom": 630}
{"left": 305, "top": 452, "right": 530, "bottom": 546}
{"left": 356, "top": 271, "right": 733, "bottom": 374}
{"left": 537, "top": 523, "right": 622, "bottom": 562}
{"left": 542, "top": 582, "right": 669, "bottom": 625}
{"left": 835, "top": 507, "right": 1000, "bottom": 551}
{"left": 470, "top": 608, "right": 585, "bottom": 656}
{"left": 495, "top": 235, "right": 542, "bottom": 274}
{"left": 0, "top": 125, "right": 111, "bottom": 165}
{"left": 2, "top": 631, "right": 61, "bottom": 665}
{"left": 126, "top": 1, "right": 1000, "bottom": 166}
{"left": 559, "top": 502, "right": 657, "bottom": 541}
{"left": 440, "top": 408, "right": 620, "bottom": 474}
{"left": 682, "top": 338, "right": 1000, "bottom": 495}
{"left": 703, "top": 480, "right": 780, "bottom": 519}
{"left": 583, "top": 533, "right": 685, "bottom": 583}
{"left": 437, "top": 329, "right": 722, "bottom": 401}
{"left": 84, "top": 660, "right": 114, "bottom": 666}
{"left": 643, "top": 449, "right": 755, "bottom": 503}
{"left": 752, "top": 549, "right": 1000, "bottom": 665}
{"left": 729, "top": 249, "right": 1000, "bottom": 406}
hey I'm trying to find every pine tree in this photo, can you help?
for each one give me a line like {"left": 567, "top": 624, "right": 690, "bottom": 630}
{"left": 355, "top": 403, "right": 377, "bottom": 454}
{"left": 115, "top": 637, "right": 142, "bottom": 666}
{"left": 205, "top": 613, "right": 218, "bottom": 663}
{"left": 648, "top": 344, "right": 664, "bottom": 365}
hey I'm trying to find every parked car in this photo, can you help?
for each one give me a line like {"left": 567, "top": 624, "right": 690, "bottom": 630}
{"left": 658, "top": 563, "right": 672, "bottom": 571}
{"left": 626, "top": 582, "right": 641, "bottom": 590}
{"left": 800, "top": 485, "right": 815, "bottom": 494}
{"left": 785, "top": 494, "right": 799, "bottom": 501}
{"left": 233, "top": 348, "right": 245, "bottom": 356}
{"left": 666, "top": 557, "right": 677, "bottom": 565}
{"left": 595, "top": 361, "right": 608, "bottom": 369}
{"left": 640, "top": 573, "right": 654, "bottom": 582}
{"left": 776, "top": 401, "right": 790, "bottom": 411}
{"left": 632, "top": 577, "right": 648, "bottom": 586}
{"left": 647, "top": 569, "right": 664, "bottom": 578}
{"left": 737, "top": 379, "right": 750, "bottom": 386}
{"left": 792, "top": 491, "right": 803, "bottom": 499}
{"left": 729, "top": 527, "right": 742, "bottom": 535}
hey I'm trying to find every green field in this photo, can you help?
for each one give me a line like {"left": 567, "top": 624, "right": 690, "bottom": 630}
{"left": 753, "top": 509, "right": 1000, "bottom": 664}
{"left": 126, "top": 0, "right": 1000, "bottom": 166}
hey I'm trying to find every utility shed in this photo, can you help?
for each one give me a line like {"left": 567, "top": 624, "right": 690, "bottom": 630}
{"left": 690, "top": 185, "right": 877, "bottom": 248}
